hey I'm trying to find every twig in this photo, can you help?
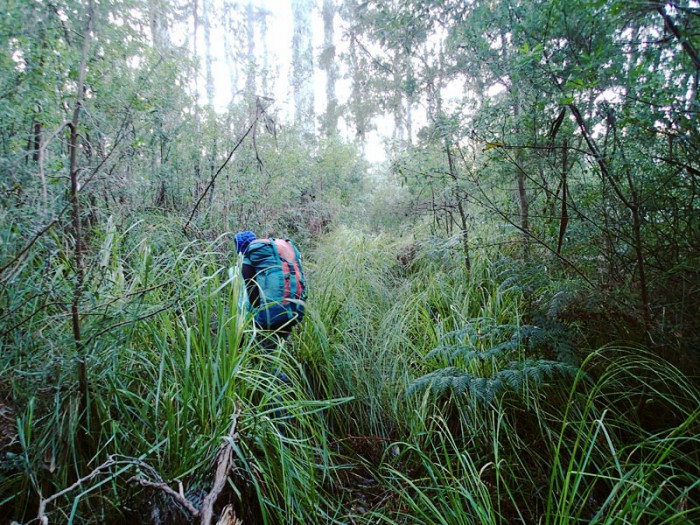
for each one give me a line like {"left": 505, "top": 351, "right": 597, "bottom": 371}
{"left": 37, "top": 120, "right": 71, "bottom": 206}
{"left": 0, "top": 220, "right": 58, "bottom": 277}
{"left": 1, "top": 301, "right": 67, "bottom": 338}
{"left": 334, "top": 435, "right": 392, "bottom": 444}
{"left": 83, "top": 301, "right": 176, "bottom": 346}
{"left": 129, "top": 404, "right": 243, "bottom": 525}
{"left": 131, "top": 478, "right": 200, "bottom": 516}
{"left": 35, "top": 457, "right": 117, "bottom": 524}
{"left": 184, "top": 116, "right": 259, "bottom": 232}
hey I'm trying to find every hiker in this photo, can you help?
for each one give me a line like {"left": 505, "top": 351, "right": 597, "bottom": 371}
{"left": 234, "top": 231, "right": 306, "bottom": 345}
{"left": 234, "top": 231, "right": 307, "bottom": 429}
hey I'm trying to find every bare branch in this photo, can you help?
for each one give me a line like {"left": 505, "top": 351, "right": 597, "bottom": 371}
{"left": 131, "top": 477, "right": 200, "bottom": 517}
{"left": 184, "top": 109, "right": 261, "bottom": 232}
{"left": 199, "top": 404, "right": 242, "bottom": 525}
{"left": 84, "top": 302, "right": 176, "bottom": 347}
{"left": 128, "top": 405, "right": 243, "bottom": 525}
{"left": 35, "top": 457, "right": 117, "bottom": 524}
{"left": 0, "top": 219, "right": 58, "bottom": 278}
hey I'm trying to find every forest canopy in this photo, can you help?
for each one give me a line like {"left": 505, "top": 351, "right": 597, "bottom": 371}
{"left": 1, "top": 1, "right": 699, "bottom": 523}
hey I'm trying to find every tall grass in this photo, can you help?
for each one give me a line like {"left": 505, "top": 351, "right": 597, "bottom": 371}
{"left": 1, "top": 220, "right": 345, "bottom": 523}
{"left": 2, "top": 222, "right": 698, "bottom": 523}
{"left": 299, "top": 230, "right": 699, "bottom": 524}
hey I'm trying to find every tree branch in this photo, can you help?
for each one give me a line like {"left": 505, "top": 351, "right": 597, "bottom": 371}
{"left": 653, "top": 1, "right": 700, "bottom": 71}
{"left": 129, "top": 405, "right": 242, "bottom": 525}
{"left": 0, "top": 219, "right": 58, "bottom": 278}
{"left": 35, "top": 457, "right": 117, "bottom": 524}
{"left": 83, "top": 302, "right": 176, "bottom": 347}
{"left": 131, "top": 477, "right": 200, "bottom": 516}
{"left": 199, "top": 405, "right": 241, "bottom": 525}
{"left": 184, "top": 111, "right": 260, "bottom": 232}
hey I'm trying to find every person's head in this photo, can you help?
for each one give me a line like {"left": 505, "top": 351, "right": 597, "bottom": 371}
{"left": 234, "top": 230, "right": 257, "bottom": 254}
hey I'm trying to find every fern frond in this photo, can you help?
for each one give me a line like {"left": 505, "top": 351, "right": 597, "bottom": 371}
{"left": 407, "top": 367, "right": 462, "bottom": 396}
{"left": 409, "top": 359, "right": 578, "bottom": 404}
{"left": 425, "top": 341, "right": 518, "bottom": 363}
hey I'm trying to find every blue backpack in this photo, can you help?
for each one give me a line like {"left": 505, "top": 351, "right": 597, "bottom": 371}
{"left": 243, "top": 238, "right": 306, "bottom": 329}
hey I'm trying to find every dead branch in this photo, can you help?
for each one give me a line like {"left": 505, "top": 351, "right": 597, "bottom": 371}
{"left": 183, "top": 114, "right": 259, "bottom": 232}
{"left": 34, "top": 456, "right": 117, "bottom": 525}
{"left": 131, "top": 477, "right": 200, "bottom": 517}
{"left": 216, "top": 504, "right": 243, "bottom": 525}
{"left": 200, "top": 404, "right": 241, "bottom": 525}
{"left": 129, "top": 404, "right": 243, "bottom": 525}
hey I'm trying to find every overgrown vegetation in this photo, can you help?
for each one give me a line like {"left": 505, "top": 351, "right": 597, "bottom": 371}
{"left": 2, "top": 230, "right": 698, "bottom": 523}
{"left": 2, "top": 0, "right": 699, "bottom": 523}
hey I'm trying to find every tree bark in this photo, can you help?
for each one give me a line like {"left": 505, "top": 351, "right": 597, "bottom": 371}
{"left": 654, "top": 1, "right": 700, "bottom": 71}
{"left": 203, "top": 0, "right": 214, "bottom": 106}
{"left": 245, "top": 1, "right": 256, "bottom": 97}
{"left": 556, "top": 140, "right": 569, "bottom": 255}
{"left": 513, "top": 96, "right": 530, "bottom": 256}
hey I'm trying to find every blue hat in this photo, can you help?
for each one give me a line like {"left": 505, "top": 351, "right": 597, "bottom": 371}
{"left": 234, "top": 231, "right": 257, "bottom": 254}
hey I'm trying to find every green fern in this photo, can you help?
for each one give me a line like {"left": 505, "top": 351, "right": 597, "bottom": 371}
{"left": 425, "top": 340, "right": 519, "bottom": 364}
{"left": 428, "top": 319, "right": 576, "bottom": 363}
{"left": 411, "top": 320, "right": 579, "bottom": 403}
{"left": 408, "top": 360, "right": 577, "bottom": 403}
{"left": 520, "top": 322, "right": 578, "bottom": 364}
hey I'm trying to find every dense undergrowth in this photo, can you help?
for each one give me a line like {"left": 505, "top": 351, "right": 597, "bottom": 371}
{"left": 1, "top": 219, "right": 698, "bottom": 524}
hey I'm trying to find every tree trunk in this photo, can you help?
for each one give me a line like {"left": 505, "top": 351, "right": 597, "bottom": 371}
{"left": 321, "top": 0, "right": 338, "bottom": 136}
{"left": 203, "top": 0, "right": 214, "bottom": 106}
{"left": 512, "top": 96, "right": 530, "bottom": 256}
{"left": 223, "top": 5, "right": 239, "bottom": 96}
{"left": 445, "top": 141, "right": 471, "bottom": 274}
{"left": 260, "top": 6, "right": 270, "bottom": 95}
{"left": 348, "top": 37, "right": 367, "bottom": 141}
{"left": 245, "top": 1, "right": 256, "bottom": 97}
{"left": 292, "top": 0, "right": 315, "bottom": 137}
{"left": 68, "top": 0, "right": 94, "bottom": 430}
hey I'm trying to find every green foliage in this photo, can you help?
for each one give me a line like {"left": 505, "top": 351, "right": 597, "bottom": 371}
{"left": 2, "top": 0, "right": 700, "bottom": 523}
{"left": 372, "top": 346, "right": 699, "bottom": 525}
{"left": 2, "top": 220, "right": 699, "bottom": 524}
{"left": 410, "top": 320, "right": 578, "bottom": 403}
{"left": 410, "top": 358, "right": 576, "bottom": 403}
{"left": 0, "top": 217, "right": 346, "bottom": 523}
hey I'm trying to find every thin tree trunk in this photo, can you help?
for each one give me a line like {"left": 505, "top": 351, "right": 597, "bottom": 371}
{"left": 321, "top": 0, "right": 338, "bottom": 136}
{"left": 292, "top": 0, "right": 315, "bottom": 136}
{"left": 245, "top": 1, "right": 256, "bottom": 97}
{"left": 445, "top": 141, "right": 471, "bottom": 273}
{"left": 68, "top": 0, "right": 94, "bottom": 421}
{"left": 557, "top": 140, "right": 569, "bottom": 255}
{"left": 260, "top": 8, "right": 270, "bottom": 95}
{"left": 512, "top": 97, "right": 530, "bottom": 256}
{"left": 193, "top": 0, "right": 200, "bottom": 126}
{"left": 203, "top": 0, "right": 214, "bottom": 106}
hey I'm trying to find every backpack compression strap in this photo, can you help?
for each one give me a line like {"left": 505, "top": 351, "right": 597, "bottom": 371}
{"left": 270, "top": 239, "right": 303, "bottom": 304}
